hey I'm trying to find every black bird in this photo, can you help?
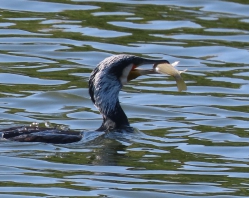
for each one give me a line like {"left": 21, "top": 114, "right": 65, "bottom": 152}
{"left": 0, "top": 54, "right": 169, "bottom": 144}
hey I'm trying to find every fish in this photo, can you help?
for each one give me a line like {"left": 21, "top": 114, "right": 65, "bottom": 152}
{"left": 154, "top": 61, "right": 187, "bottom": 92}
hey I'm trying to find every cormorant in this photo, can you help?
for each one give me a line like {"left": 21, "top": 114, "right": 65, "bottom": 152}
{"left": 0, "top": 54, "right": 169, "bottom": 144}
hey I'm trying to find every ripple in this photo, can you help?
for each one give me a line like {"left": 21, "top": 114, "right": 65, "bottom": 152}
{"left": 0, "top": 53, "right": 55, "bottom": 63}
{"left": 0, "top": 73, "right": 67, "bottom": 85}
{"left": 0, "top": 29, "right": 47, "bottom": 36}
{"left": 0, "top": 0, "right": 99, "bottom": 12}
{"left": 200, "top": 1, "right": 249, "bottom": 17}
{"left": 178, "top": 144, "right": 249, "bottom": 160}
{"left": 154, "top": 33, "right": 249, "bottom": 43}
{"left": 92, "top": 11, "right": 134, "bottom": 16}
{"left": 0, "top": 37, "right": 84, "bottom": 46}
{"left": 190, "top": 132, "right": 249, "bottom": 143}
{"left": 40, "top": 19, "right": 81, "bottom": 25}
{"left": 0, "top": 187, "right": 89, "bottom": 197}
{"left": 53, "top": 24, "right": 131, "bottom": 38}
{"left": 6, "top": 17, "right": 45, "bottom": 21}
{"left": 0, "top": 22, "right": 15, "bottom": 27}
{"left": 109, "top": 20, "right": 202, "bottom": 30}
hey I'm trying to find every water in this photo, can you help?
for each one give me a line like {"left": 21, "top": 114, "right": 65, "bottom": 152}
{"left": 0, "top": 0, "right": 249, "bottom": 197}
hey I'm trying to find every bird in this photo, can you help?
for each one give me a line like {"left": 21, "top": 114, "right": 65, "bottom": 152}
{"left": 0, "top": 54, "right": 169, "bottom": 144}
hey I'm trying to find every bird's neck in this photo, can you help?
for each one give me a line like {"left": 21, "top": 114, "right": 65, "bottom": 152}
{"left": 89, "top": 77, "right": 131, "bottom": 131}
{"left": 97, "top": 101, "right": 130, "bottom": 132}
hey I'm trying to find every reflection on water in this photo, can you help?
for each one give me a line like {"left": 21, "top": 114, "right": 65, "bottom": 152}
{"left": 0, "top": 0, "right": 249, "bottom": 197}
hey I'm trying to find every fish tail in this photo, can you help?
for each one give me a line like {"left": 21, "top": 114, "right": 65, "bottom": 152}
{"left": 174, "top": 75, "right": 187, "bottom": 92}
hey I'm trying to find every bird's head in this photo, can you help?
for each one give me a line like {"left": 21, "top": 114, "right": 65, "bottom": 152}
{"left": 89, "top": 54, "right": 169, "bottom": 132}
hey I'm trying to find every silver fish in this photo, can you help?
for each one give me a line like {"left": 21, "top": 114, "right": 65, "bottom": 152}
{"left": 155, "top": 61, "right": 187, "bottom": 92}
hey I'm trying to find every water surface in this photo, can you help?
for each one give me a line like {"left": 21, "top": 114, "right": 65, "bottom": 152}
{"left": 0, "top": 0, "right": 249, "bottom": 197}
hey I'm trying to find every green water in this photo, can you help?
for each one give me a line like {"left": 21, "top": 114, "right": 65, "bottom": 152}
{"left": 0, "top": 0, "right": 249, "bottom": 197}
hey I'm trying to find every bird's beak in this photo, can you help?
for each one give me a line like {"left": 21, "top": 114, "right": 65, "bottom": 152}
{"left": 127, "top": 59, "right": 169, "bottom": 82}
{"left": 127, "top": 67, "right": 154, "bottom": 81}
